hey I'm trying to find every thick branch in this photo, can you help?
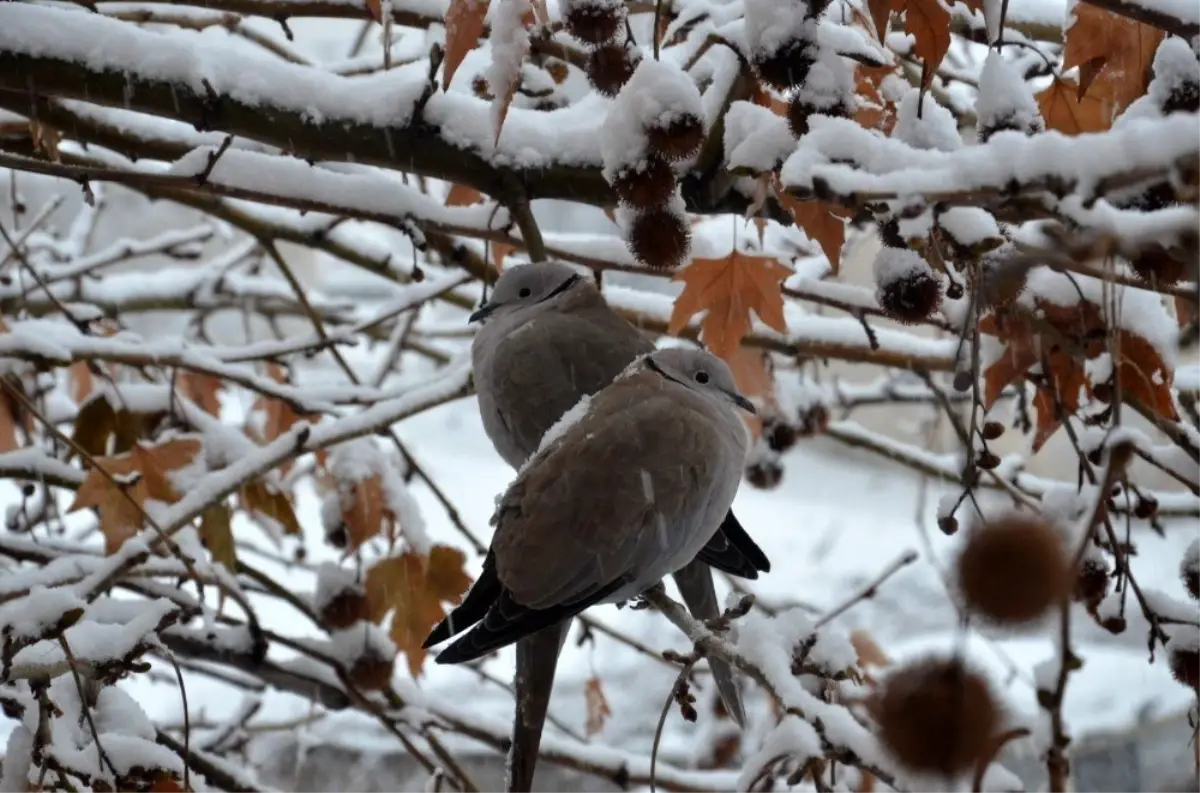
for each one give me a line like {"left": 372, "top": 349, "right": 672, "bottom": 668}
{"left": 1079, "top": 0, "right": 1199, "bottom": 40}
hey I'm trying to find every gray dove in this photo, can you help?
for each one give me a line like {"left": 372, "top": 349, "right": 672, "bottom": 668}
{"left": 425, "top": 348, "right": 754, "bottom": 774}
{"left": 426, "top": 263, "right": 770, "bottom": 792}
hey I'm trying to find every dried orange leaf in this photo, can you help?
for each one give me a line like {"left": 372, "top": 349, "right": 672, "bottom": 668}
{"left": 896, "top": 0, "right": 951, "bottom": 85}
{"left": 69, "top": 437, "right": 201, "bottom": 554}
{"left": 239, "top": 478, "right": 303, "bottom": 539}
{"left": 724, "top": 346, "right": 775, "bottom": 439}
{"left": 343, "top": 473, "right": 386, "bottom": 552}
{"left": 669, "top": 250, "right": 793, "bottom": 358}
{"left": 177, "top": 372, "right": 223, "bottom": 417}
{"left": 0, "top": 393, "right": 17, "bottom": 454}
{"left": 443, "top": 0, "right": 490, "bottom": 90}
{"left": 67, "top": 361, "right": 96, "bottom": 405}
{"left": 199, "top": 502, "right": 237, "bottom": 573}
{"left": 445, "top": 183, "right": 485, "bottom": 206}
{"left": 774, "top": 184, "right": 849, "bottom": 273}
{"left": 365, "top": 545, "right": 472, "bottom": 677}
{"left": 1036, "top": 76, "right": 1114, "bottom": 134}
{"left": 1062, "top": 3, "right": 1162, "bottom": 113}
{"left": 867, "top": 0, "right": 891, "bottom": 42}
{"left": 584, "top": 677, "right": 612, "bottom": 736}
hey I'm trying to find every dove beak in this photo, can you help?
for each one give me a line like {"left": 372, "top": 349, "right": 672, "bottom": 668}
{"left": 469, "top": 302, "right": 498, "bottom": 323}
{"left": 726, "top": 390, "right": 757, "bottom": 415}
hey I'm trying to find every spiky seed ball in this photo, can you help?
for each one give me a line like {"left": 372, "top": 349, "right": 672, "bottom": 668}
{"left": 982, "top": 421, "right": 1005, "bottom": 441}
{"left": 938, "top": 515, "right": 959, "bottom": 536}
{"left": 1130, "top": 244, "right": 1188, "bottom": 287}
{"left": 746, "top": 459, "right": 783, "bottom": 489}
{"left": 1182, "top": 539, "right": 1199, "bottom": 600}
{"left": 1134, "top": 493, "right": 1159, "bottom": 519}
{"left": 875, "top": 657, "right": 999, "bottom": 776}
{"left": 764, "top": 420, "right": 798, "bottom": 453}
{"left": 320, "top": 590, "right": 369, "bottom": 630}
{"left": 974, "top": 242, "right": 1027, "bottom": 310}
{"left": 564, "top": 0, "right": 625, "bottom": 45}
{"left": 1163, "top": 79, "right": 1200, "bottom": 114}
{"left": 1166, "top": 612, "right": 1200, "bottom": 689}
{"left": 611, "top": 157, "right": 676, "bottom": 210}
{"left": 787, "top": 96, "right": 811, "bottom": 139}
{"left": 753, "top": 38, "right": 816, "bottom": 91}
{"left": 956, "top": 513, "right": 1072, "bottom": 626}
{"left": 1074, "top": 555, "right": 1109, "bottom": 611}
{"left": 977, "top": 450, "right": 1001, "bottom": 470}
{"left": 795, "top": 403, "right": 829, "bottom": 436}
{"left": 646, "top": 113, "right": 705, "bottom": 162}
{"left": 626, "top": 207, "right": 691, "bottom": 270}
{"left": 351, "top": 653, "right": 395, "bottom": 691}
{"left": 873, "top": 245, "right": 943, "bottom": 324}
{"left": 587, "top": 44, "right": 641, "bottom": 97}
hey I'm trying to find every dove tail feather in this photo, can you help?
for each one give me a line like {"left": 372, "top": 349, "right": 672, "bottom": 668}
{"left": 435, "top": 579, "right": 626, "bottom": 665}
{"left": 423, "top": 551, "right": 501, "bottom": 649}
{"left": 718, "top": 509, "right": 772, "bottom": 574}
{"left": 506, "top": 623, "right": 569, "bottom": 792}
{"left": 696, "top": 532, "right": 760, "bottom": 579}
{"left": 672, "top": 561, "right": 747, "bottom": 727}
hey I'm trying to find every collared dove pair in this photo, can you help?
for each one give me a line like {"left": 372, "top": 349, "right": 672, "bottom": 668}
{"left": 424, "top": 263, "right": 771, "bottom": 792}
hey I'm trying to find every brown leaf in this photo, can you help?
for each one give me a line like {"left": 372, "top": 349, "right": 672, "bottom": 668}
{"left": 68, "top": 438, "right": 201, "bottom": 554}
{"left": 668, "top": 250, "right": 793, "bottom": 359}
{"left": 199, "top": 502, "right": 237, "bottom": 573}
{"left": 1035, "top": 76, "right": 1114, "bottom": 135}
{"left": 1114, "top": 330, "right": 1178, "bottom": 421}
{"left": 489, "top": 6, "right": 536, "bottom": 142}
{"left": 239, "top": 478, "right": 303, "bottom": 540}
{"left": 725, "top": 346, "right": 776, "bottom": 440}
{"left": 67, "top": 361, "right": 96, "bottom": 405}
{"left": 854, "top": 65, "right": 899, "bottom": 134}
{"left": 365, "top": 545, "right": 473, "bottom": 677}
{"left": 443, "top": 0, "right": 490, "bottom": 90}
{"left": 445, "top": 183, "right": 484, "bottom": 206}
{"left": 774, "top": 184, "right": 849, "bottom": 273}
{"left": 584, "top": 677, "right": 612, "bottom": 736}
{"left": 343, "top": 473, "right": 386, "bottom": 552}
{"left": 1062, "top": 3, "right": 1162, "bottom": 113}
{"left": 896, "top": 0, "right": 951, "bottom": 86}
{"left": 867, "top": 0, "right": 892, "bottom": 42}
{"left": 28, "top": 119, "right": 61, "bottom": 163}
{"left": 1176, "top": 294, "right": 1197, "bottom": 329}
{"left": 177, "top": 372, "right": 223, "bottom": 417}
{"left": 71, "top": 395, "right": 118, "bottom": 458}
{"left": 0, "top": 392, "right": 17, "bottom": 454}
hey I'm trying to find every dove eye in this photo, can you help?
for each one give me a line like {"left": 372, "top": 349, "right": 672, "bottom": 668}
{"left": 694, "top": 371, "right": 710, "bottom": 384}
{"left": 518, "top": 288, "right": 532, "bottom": 298}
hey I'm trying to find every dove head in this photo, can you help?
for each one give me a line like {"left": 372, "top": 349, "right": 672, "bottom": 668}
{"left": 469, "top": 262, "right": 589, "bottom": 323}
{"left": 643, "top": 348, "right": 757, "bottom": 415}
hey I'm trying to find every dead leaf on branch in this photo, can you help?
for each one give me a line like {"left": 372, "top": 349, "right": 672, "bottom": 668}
{"left": 1062, "top": 3, "right": 1162, "bottom": 114}
{"left": 67, "top": 361, "right": 96, "bottom": 405}
{"left": 70, "top": 394, "right": 166, "bottom": 459}
{"left": 246, "top": 363, "right": 318, "bottom": 477}
{"left": 980, "top": 299, "right": 1178, "bottom": 451}
{"left": 725, "top": 345, "right": 777, "bottom": 440}
{"left": 342, "top": 472, "right": 389, "bottom": 553}
{"left": 584, "top": 677, "right": 612, "bottom": 736}
{"left": 238, "top": 478, "right": 303, "bottom": 542}
{"left": 772, "top": 177, "right": 851, "bottom": 273}
{"left": 443, "top": 0, "right": 490, "bottom": 90}
{"left": 365, "top": 545, "right": 473, "bottom": 677}
{"left": 199, "top": 502, "right": 237, "bottom": 573}
{"left": 177, "top": 371, "right": 224, "bottom": 417}
{"left": 68, "top": 437, "right": 203, "bottom": 554}
{"left": 889, "top": 0, "right": 952, "bottom": 86}
{"left": 445, "top": 183, "right": 484, "bottom": 207}
{"left": 668, "top": 249, "right": 793, "bottom": 359}
{"left": 853, "top": 65, "right": 900, "bottom": 135}
{"left": 1036, "top": 76, "right": 1114, "bottom": 135}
